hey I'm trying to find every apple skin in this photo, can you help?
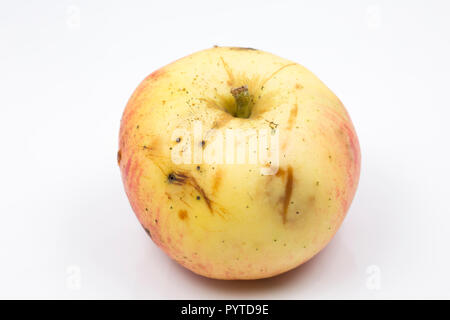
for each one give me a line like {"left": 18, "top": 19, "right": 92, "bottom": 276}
{"left": 118, "top": 47, "right": 360, "bottom": 280}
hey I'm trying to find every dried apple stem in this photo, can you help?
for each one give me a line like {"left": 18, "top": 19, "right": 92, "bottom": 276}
{"left": 231, "top": 85, "right": 252, "bottom": 118}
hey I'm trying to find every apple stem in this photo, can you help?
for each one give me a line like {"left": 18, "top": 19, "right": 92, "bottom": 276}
{"left": 231, "top": 85, "right": 252, "bottom": 118}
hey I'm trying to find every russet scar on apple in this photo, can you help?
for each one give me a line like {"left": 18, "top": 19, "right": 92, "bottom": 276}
{"left": 118, "top": 46, "right": 361, "bottom": 279}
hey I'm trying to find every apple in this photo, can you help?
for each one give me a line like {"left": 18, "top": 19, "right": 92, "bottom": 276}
{"left": 118, "top": 46, "right": 360, "bottom": 279}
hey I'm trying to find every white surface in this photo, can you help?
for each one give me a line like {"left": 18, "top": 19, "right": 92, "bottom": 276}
{"left": 1, "top": 0, "right": 449, "bottom": 299}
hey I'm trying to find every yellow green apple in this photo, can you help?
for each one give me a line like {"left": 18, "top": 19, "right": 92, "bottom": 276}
{"left": 118, "top": 46, "right": 360, "bottom": 279}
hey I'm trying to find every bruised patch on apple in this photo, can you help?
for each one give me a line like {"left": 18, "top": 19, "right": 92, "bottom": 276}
{"left": 281, "top": 166, "right": 294, "bottom": 223}
{"left": 287, "top": 104, "right": 298, "bottom": 130}
{"left": 262, "top": 166, "right": 296, "bottom": 223}
{"left": 178, "top": 210, "right": 188, "bottom": 220}
{"left": 117, "top": 150, "right": 122, "bottom": 165}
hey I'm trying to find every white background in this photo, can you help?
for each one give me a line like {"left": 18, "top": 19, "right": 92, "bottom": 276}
{"left": 1, "top": 0, "right": 449, "bottom": 299}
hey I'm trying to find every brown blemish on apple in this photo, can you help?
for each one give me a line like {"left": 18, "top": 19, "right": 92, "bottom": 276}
{"left": 190, "top": 177, "right": 213, "bottom": 212}
{"left": 276, "top": 168, "right": 285, "bottom": 177}
{"left": 168, "top": 172, "right": 189, "bottom": 185}
{"left": 168, "top": 171, "right": 213, "bottom": 213}
{"left": 295, "top": 83, "right": 303, "bottom": 90}
{"left": 117, "top": 150, "right": 122, "bottom": 165}
{"left": 141, "top": 224, "right": 152, "bottom": 239}
{"left": 212, "top": 169, "right": 222, "bottom": 192}
{"left": 287, "top": 104, "right": 298, "bottom": 130}
{"left": 281, "top": 166, "right": 294, "bottom": 223}
{"left": 178, "top": 210, "right": 188, "bottom": 220}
